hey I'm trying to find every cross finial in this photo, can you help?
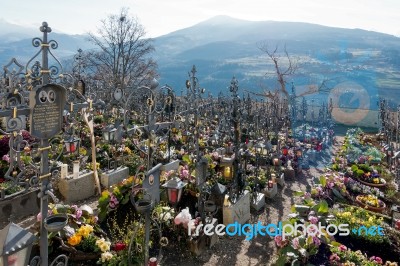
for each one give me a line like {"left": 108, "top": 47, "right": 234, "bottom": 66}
{"left": 40, "top": 22, "right": 52, "bottom": 33}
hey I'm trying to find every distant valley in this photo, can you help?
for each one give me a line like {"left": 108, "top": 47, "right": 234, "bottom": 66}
{"left": 1, "top": 16, "right": 400, "bottom": 112}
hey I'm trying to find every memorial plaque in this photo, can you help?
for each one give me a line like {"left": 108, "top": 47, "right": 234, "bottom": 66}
{"left": 143, "top": 163, "right": 162, "bottom": 203}
{"left": 29, "top": 84, "right": 66, "bottom": 139}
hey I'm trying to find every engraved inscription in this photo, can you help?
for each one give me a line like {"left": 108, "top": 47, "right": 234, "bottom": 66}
{"left": 32, "top": 103, "right": 61, "bottom": 137}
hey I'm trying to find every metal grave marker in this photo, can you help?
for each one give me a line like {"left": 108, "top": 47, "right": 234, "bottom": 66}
{"left": 29, "top": 84, "right": 66, "bottom": 139}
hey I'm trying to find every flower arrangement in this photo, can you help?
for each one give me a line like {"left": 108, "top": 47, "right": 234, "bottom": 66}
{"left": 346, "top": 178, "right": 385, "bottom": 198}
{"left": 99, "top": 214, "right": 146, "bottom": 265}
{"left": 309, "top": 173, "right": 350, "bottom": 202}
{"left": 275, "top": 199, "right": 334, "bottom": 265}
{"left": 98, "top": 175, "right": 142, "bottom": 221}
{"left": 274, "top": 217, "right": 328, "bottom": 265}
{"left": 329, "top": 244, "right": 398, "bottom": 266}
{"left": 356, "top": 194, "right": 385, "bottom": 208}
{"left": 333, "top": 206, "right": 388, "bottom": 244}
{"left": 35, "top": 204, "right": 107, "bottom": 262}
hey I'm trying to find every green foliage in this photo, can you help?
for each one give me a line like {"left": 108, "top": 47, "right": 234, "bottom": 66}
{"left": 358, "top": 164, "right": 372, "bottom": 173}
{"left": 331, "top": 164, "right": 339, "bottom": 171}
{"left": 320, "top": 175, "right": 327, "bottom": 187}
{"left": 355, "top": 169, "right": 365, "bottom": 178}
{"left": 93, "top": 115, "right": 104, "bottom": 124}
{"left": 313, "top": 200, "right": 329, "bottom": 215}
{"left": 0, "top": 181, "right": 24, "bottom": 195}
{"left": 123, "top": 153, "right": 143, "bottom": 175}
{"left": 78, "top": 234, "right": 99, "bottom": 253}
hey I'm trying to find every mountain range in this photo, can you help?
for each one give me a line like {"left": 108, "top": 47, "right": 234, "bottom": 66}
{"left": 1, "top": 15, "right": 400, "bottom": 110}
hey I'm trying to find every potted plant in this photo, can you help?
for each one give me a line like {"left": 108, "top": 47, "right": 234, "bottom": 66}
{"left": 355, "top": 194, "right": 386, "bottom": 213}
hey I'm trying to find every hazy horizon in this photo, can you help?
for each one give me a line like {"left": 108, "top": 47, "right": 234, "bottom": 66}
{"left": 1, "top": 0, "right": 399, "bottom": 38}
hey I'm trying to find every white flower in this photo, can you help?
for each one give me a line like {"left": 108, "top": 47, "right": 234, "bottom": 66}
{"left": 162, "top": 212, "right": 172, "bottom": 221}
{"left": 101, "top": 251, "right": 113, "bottom": 262}
{"left": 96, "top": 238, "right": 111, "bottom": 252}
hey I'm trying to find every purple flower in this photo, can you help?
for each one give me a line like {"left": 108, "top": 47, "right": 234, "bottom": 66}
{"left": 308, "top": 216, "right": 319, "bottom": 224}
{"left": 109, "top": 193, "right": 119, "bottom": 209}
{"left": 2, "top": 154, "right": 10, "bottom": 163}
{"left": 312, "top": 236, "right": 321, "bottom": 246}
{"left": 75, "top": 208, "right": 83, "bottom": 219}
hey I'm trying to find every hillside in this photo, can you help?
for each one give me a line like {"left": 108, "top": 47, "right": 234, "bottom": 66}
{"left": 1, "top": 16, "right": 400, "bottom": 111}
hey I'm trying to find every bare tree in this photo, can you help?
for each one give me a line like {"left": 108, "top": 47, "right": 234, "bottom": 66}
{"left": 85, "top": 8, "right": 157, "bottom": 91}
{"left": 298, "top": 78, "right": 332, "bottom": 97}
{"left": 258, "top": 43, "right": 298, "bottom": 98}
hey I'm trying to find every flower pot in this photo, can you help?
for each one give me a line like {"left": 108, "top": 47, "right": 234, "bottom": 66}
{"left": 355, "top": 195, "right": 386, "bottom": 213}
{"left": 54, "top": 236, "right": 100, "bottom": 261}
{"left": 357, "top": 178, "right": 387, "bottom": 188}
{"left": 130, "top": 190, "right": 154, "bottom": 214}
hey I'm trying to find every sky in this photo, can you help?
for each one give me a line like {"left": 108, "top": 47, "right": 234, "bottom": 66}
{"left": 1, "top": 0, "right": 400, "bottom": 38}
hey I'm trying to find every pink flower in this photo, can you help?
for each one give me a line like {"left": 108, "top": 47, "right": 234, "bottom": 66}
{"left": 308, "top": 216, "right": 319, "bottom": 224}
{"left": 304, "top": 192, "right": 311, "bottom": 199}
{"left": 328, "top": 182, "right": 335, "bottom": 188}
{"left": 2, "top": 154, "right": 10, "bottom": 163}
{"left": 339, "top": 244, "right": 347, "bottom": 251}
{"left": 274, "top": 235, "right": 287, "bottom": 248}
{"left": 292, "top": 237, "right": 300, "bottom": 249}
{"left": 212, "top": 152, "right": 219, "bottom": 159}
{"left": 370, "top": 256, "right": 383, "bottom": 264}
{"left": 36, "top": 210, "right": 52, "bottom": 222}
{"left": 329, "top": 253, "right": 340, "bottom": 262}
{"left": 36, "top": 212, "right": 42, "bottom": 222}
{"left": 75, "top": 208, "right": 82, "bottom": 219}
{"left": 181, "top": 169, "right": 189, "bottom": 179}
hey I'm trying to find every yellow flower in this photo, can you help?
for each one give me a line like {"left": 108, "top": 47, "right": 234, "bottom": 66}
{"left": 67, "top": 234, "right": 82, "bottom": 246}
{"left": 124, "top": 147, "right": 132, "bottom": 154}
{"left": 342, "top": 212, "right": 352, "bottom": 218}
{"left": 77, "top": 225, "right": 94, "bottom": 238}
{"left": 79, "top": 147, "right": 87, "bottom": 156}
{"left": 101, "top": 190, "right": 109, "bottom": 197}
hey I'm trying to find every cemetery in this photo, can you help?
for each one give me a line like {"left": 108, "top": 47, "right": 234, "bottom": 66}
{"left": 0, "top": 21, "right": 400, "bottom": 266}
